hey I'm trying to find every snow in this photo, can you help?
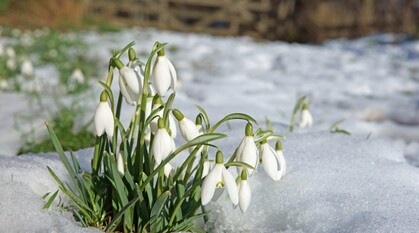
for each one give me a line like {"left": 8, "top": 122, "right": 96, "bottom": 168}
{"left": 1, "top": 28, "right": 419, "bottom": 232}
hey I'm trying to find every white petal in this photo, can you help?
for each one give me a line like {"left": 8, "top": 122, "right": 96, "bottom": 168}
{"left": 201, "top": 164, "right": 223, "bottom": 205}
{"left": 202, "top": 161, "right": 210, "bottom": 178}
{"left": 94, "top": 102, "right": 114, "bottom": 138}
{"left": 222, "top": 166, "right": 239, "bottom": 205}
{"left": 169, "top": 114, "right": 177, "bottom": 138}
{"left": 118, "top": 75, "right": 134, "bottom": 105}
{"left": 240, "top": 137, "right": 259, "bottom": 176}
{"left": 167, "top": 58, "right": 177, "bottom": 90}
{"left": 152, "top": 128, "right": 173, "bottom": 165}
{"left": 299, "top": 109, "right": 313, "bottom": 128}
{"left": 275, "top": 150, "right": 287, "bottom": 178}
{"left": 120, "top": 66, "right": 140, "bottom": 94}
{"left": 261, "top": 144, "right": 280, "bottom": 181}
{"left": 117, "top": 151, "right": 124, "bottom": 175}
{"left": 164, "top": 163, "right": 172, "bottom": 177}
{"left": 239, "top": 180, "right": 251, "bottom": 213}
{"left": 152, "top": 56, "right": 171, "bottom": 96}
{"left": 179, "top": 118, "right": 200, "bottom": 141}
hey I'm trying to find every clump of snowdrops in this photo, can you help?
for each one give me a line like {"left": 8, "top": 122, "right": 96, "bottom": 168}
{"left": 46, "top": 42, "right": 286, "bottom": 232}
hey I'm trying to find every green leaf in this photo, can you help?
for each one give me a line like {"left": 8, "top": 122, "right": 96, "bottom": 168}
{"left": 209, "top": 113, "right": 257, "bottom": 133}
{"left": 151, "top": 191, "right": 169, "bottom": 217}
{"left": 42, "top": 190, "right": 59, "bottom": 209}
{"left": 225, "top": 161, "right": 255, "bottom": 170}
{"left": 171, "top": 213, "right": 207, "bottom": 232}
{"left": 41, "top": 192, "right": 50, "bottom": 200}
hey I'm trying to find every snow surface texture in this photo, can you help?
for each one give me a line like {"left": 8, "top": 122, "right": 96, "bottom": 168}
{"left": 1, "top": 29, "right": 419, "bottom": 232}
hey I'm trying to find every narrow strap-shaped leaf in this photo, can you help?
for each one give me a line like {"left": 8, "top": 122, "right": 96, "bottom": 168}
{"left": 42, "top": 190, "right": 59, "bottom": 209}
{"left": 209, "top": 113, "right": 257, "bottom": 133}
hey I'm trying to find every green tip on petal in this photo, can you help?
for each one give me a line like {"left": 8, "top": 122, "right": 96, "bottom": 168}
{"left": 113, "top": 59, "right": 124, "bottom": 69}
{"left": 100, "top": 91, "right": 107, "bottom": 102}
{"left": 241, "top": 170, "right": 248, "bottom": 180}
{"left": 276, "top": 140, "right": 282, "bottom": 151}
{"left": 157, "top": 118, "right": 165, "bottom": 129}
{"left": 128, "top": 48, "right": 136, "bottom": 61}
{"left": 172, "top": 109, "right": 184, "bottom": 121}
{"left": 216, "top": 150, "right": 224, "bottom": 164}
{"left": 195, "top": 114, "right": 202, "bottom": 125}
{"left": 245, "top": 123, "right": 253, "bottom": 136}
{"left": 157, "top": 47, "right": 165, "bottom": 57}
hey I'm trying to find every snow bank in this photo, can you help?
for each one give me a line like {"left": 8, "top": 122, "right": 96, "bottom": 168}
{"left": 1, "top": 133, "right": 418, "bottom": 232}
{"left": 206, "top": 133, "right": 419, "bottom": 233}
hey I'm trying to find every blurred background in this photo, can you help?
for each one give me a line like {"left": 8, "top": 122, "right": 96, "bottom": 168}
{"left": 0, "top": 0, "right": 418, "bottom": 42}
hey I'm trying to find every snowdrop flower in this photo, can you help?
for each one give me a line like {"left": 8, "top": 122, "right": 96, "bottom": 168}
{"left": 261, "top": 140, "right": 286, "bottom": 181}
{"left": 70, "top": 68, "right": 85, "bottom": 84}
{"left": 0, "top": 80, "right": 8, "bottom": 90}
{"left": 235, "top": 123, "right": 258, "bottom": 176}
{"left": 238, "top": 170, "right": 251, "bottom": 213}
{"left": 151, "top": 47, "right": 177, "bottom": 96}
{"left": 114, "top": 59, "right": 141, "bottom": 105}
{"left": 299, "top": 103, "right": 313, "bottom": 128}
{"left": 21, "top": 58, "right": 34, "bottom": 77}
{"left": 117, "top": 150, "right": 125, "bottom": 175}
{"left": 6, "top": 47, "right": 15, "bottom": 58}
{"left": 195, "top": 115, "right": 204, "bottom": 134}
{"left": 173, "top": 109, "right": 200, "bottom": 141}
{"left": 94, "top": 91, "right": 114, "bottom": 140}
{"left": 201, "top": 151, "right": 239, "bottom": 205}
{"left": 152, "top": 118, "right": 176, "bottom": 166}
{"left": 6, "top": 58, "right": 16, "bottom": 70}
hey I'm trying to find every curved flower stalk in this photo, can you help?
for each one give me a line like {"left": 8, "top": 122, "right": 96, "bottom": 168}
{"left": 235, "top": 123, "right": 259, "bottom": 176}
{"left": 21, "top": 58, "right": 34, "bottom": 77}
{"left": 299, "top": 103, "right": 313, "bottom": 128}
{"left": 114, "top": 59, "right": 141, "bottom": 105}
{"left": 94, "top": 91, "right": 114, "bottom": 140}
{"left": 261, "top": 140, "right": 286, "bottom": 181}
{"left": 149, "top": 96, "right": 177, "bottom": 138}
{"left": 151, "top": 46, "right": 177, "bottom": 96}
{"left": 201, "top": 151, "right": 239, "bottom": 205}
{"left": 238, "top": 170, "right": 251, "bottom": 213}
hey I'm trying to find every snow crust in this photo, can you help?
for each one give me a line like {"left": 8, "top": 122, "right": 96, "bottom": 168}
{"left": 1, "top": 29, "right": 419, "bottom": 232}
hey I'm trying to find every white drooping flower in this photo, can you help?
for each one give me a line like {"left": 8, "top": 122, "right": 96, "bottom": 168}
{"left": 152, "top": 118, "right": 176, "bottom": 166}
{"left": 6, "top": 58, "right": 16, "bottom": 70}
{"left": 94, "top": 92, "right": 114, "bottom": 140}
{"left": 260, "top": 140, "right": 286, "bottom": 181}
{"left": 201, "top": 151, "right": 239, "bottom": 206}
{"left": 299, "top": 103, "right": 313, "bottom": 128}
{"left": 117, "top": 150, "right": 125, "bottom": 175}
{"left": 6, "top": 47, "right": 15, "bottom": 58}
{"left": 237, "top": 170, "right": 251, "bottom": 213}
{"left": 21, "top": 58, "right": 34, "bottom": 77}
{"left": 115, "top": 59, "right": 141, "bottom": 105}
{"left": 173, "top": 109, "right": 200, "bottom": 141}
{"left": 70, "top": 68, "right": 85, "bottom": 84}
{"left": 0, "top": 80, "right": 8, "bottom": 90}
{"left": 201, "top": 161, "right": 210, "bottom": 178}
{"left": 151, "top": 47, "right": 177, "bottom": 96}
{"left": 235, "top": 123, "right": 258, "bottom": 176}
